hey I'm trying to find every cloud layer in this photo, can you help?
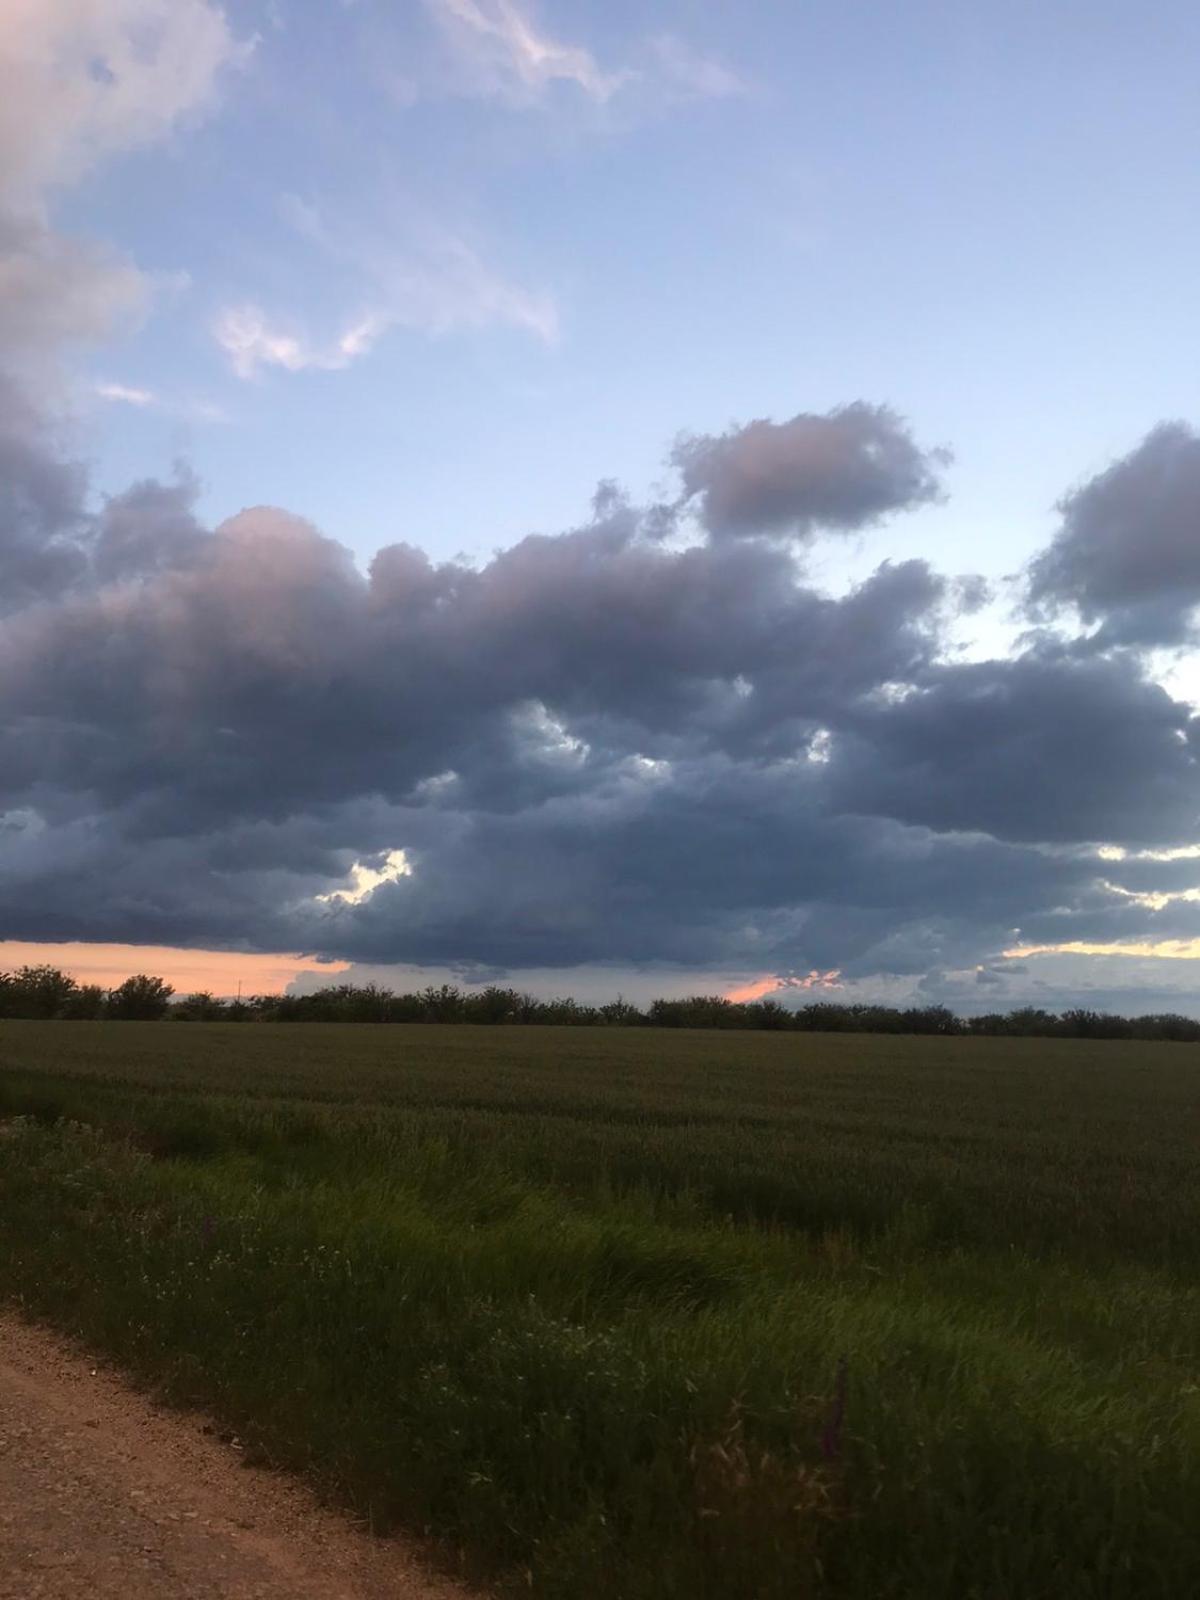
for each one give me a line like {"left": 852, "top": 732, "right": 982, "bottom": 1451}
{"left": 2, "top": 392, "right": 1198, "bottom": 993}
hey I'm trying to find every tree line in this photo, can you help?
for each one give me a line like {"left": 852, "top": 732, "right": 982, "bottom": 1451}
{"left": 0, "top": 967, "right": 176, "bottom": 1020}
{"left": 2, "top": 965, "right": 1200, "bottom": 1040}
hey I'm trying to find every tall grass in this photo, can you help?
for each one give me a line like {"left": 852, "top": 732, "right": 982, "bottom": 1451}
{"left": 1, "top": 1022, "right": 1198, "bottom": 1596}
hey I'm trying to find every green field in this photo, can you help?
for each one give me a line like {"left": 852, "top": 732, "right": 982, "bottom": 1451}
{"left": 1, "top": 1022, "right": 1198, "bottom": 1597}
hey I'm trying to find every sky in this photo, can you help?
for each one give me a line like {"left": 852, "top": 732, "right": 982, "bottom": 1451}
{"left": 3, "top": 0, "right": 1200, "bottom": 1010}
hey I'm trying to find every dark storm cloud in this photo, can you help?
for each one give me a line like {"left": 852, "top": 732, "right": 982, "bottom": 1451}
{"left": 3, "top": 399, "right": 1200, "bottom": 987}
{"left": 302, "top": 767, "right": 1098, "bottom": 975}
{"left": 0, "top": 497, "right": 951, "bottom": 825}
{"left": 673, "top": 402, "right": 950, "bottom": 539}
{"left": 0, "top": 747, "right": 1090, "bottom": 975}
{"left": 0, "top": 380, "right": 207, "bottom": 614}
{"left": 1027, "top": 422, "right": 1200, "bottom": 646}
{"left": 0, "top": 376, "right": 89, "bottom": 610}
{"left": 92, "top": 472, "right": 209, "bottom": 584}
{"left": 828, "top": 650, "right": 1200, "bottom": 847}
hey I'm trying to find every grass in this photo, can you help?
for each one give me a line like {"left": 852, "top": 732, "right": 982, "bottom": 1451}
{"left": 1, "top": 1021, "right": 1198, "bottom": 1597}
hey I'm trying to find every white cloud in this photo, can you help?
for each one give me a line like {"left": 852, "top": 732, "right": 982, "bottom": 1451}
{"left": 317, "top": 849, "right": 414, "bottom": 906}
{"left": 0, "top": 0, "right": 251, "bottom": 202}
{"left": 0, "top": 212, "right": 146, "bottom": 380}
{"left": 418, "top": 1, "right": 745, "bottom": 113}
{"left": 425, "top": 0, "right": 629, "bottom": 105}
{"left": 0, "top": 1, "right": 249, "bottom": 391}
{"left": 336, "top": 313, "right": 389, "bottom": 362}
{"left": 92, "top": 379, "right": 227, "bottom": 424}
{"left": 95, "top": 380, "right": 156, "bottom": 406}
{"left": 212, "top": 304, "right": 393, "bottom": 380}
{"left": 806, "top": 728, "right": 833, "bottom": 764}
{"left": 216, "top": 219, "right": 557, "bottom": 378}
{"left": 214, "top": 306, "right": 322, "bottom": 380}
{"left": 1098, "top": 879, "right": 1200, "bottom": 912}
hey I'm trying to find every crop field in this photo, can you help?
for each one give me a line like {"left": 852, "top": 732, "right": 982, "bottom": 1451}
{"left": 0, "top": 1022, "right": 1198, "bottom": 1598}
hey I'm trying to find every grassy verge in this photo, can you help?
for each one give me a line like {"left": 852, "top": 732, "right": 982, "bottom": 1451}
{"left": 1, "top": 1022, "right": 1198, "bottom": 1597}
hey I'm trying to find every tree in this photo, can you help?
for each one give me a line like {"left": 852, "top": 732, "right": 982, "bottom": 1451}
{"left": 466, "top": 986, "right": 523, "bottom": 1024}
{"left": 598, "top": 997, "right": 646, "bottom": 1026}
{"left": 0, "top": 965, "right": 78, "bottom": 1019}
{"left": 107, "top": 974, "right": 174, "bottom": 1020}
{"left": 172, "top": 991, "right": 227, "bottom": 1021}
{"left": 1060, "top": 1008, "right": 1131, "bottom": 1040}
{"left": 419, "top": 984, "right": 466, "bottom": 1022}
{"left": 62, "top": 984, "right": 107, "bottom": 1020}
{"left": 741, "top": 998, "right": 790, "bottom": 1030}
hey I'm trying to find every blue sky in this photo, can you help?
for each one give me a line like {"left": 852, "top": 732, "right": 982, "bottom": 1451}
{"left": 5, "top": 0, "right": 1200, "bottom": 1010}
{"left": 75, "top": 0, "right": 1199, "bottom": 578}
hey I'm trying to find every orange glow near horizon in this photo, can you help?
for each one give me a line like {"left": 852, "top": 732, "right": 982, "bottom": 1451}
{"left": 725, "top": 976, "right": 786, "bottom": 1003}
{"left": 0, "top": 942, "right": 351, "bottom": 998}
{"left": 724, "top": 970, "right": 843, "bottom": 1003}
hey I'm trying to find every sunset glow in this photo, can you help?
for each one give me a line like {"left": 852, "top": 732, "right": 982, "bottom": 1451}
{"left": 0, "top": 944, "right": 351, "bottom": 998}
{"left": 725, "top": 976, "right": 785, "bottom": 1003}
{"left": 724, "top": 971, "right": 842, "bottom": 1003}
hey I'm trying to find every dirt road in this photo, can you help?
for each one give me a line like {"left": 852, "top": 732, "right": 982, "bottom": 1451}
{"left": 0, "top": 1312, "right": 476, "bottom": 1600}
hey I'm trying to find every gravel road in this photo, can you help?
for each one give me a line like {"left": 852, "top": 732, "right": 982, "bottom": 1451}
{"left": 0, "top": 1312, "right": 475, "bottom": 1600}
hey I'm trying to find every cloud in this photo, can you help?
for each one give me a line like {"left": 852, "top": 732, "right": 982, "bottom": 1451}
{"left": 93, "top": 378, "right": 227, "bottom": 425}
{"left": 890, "top": 946, "right": 1200, "bottom": 1019}
{"left": 423, "top": 0, "right": 629, "bottom": 105}
{"left": 827, "top": 649, "right": 1200, "bottom": 848}
{"left": 3, "top": 402, "right": 1200, "bottom": 1001}
{"left": 215, "top": 223, "right": 557, "bottom": 377}
{"left": 1005, "top": 938, "right": 1200, "bottom": 962}
{"left": 418, "top": 0, "right": 743, "bottom": 115}
{"left": 725, "top": 972, "right": 841, "bottom": 1002}
{"left": 0, "top": 374, "right": 90, "bottom": 610}
{"left": 316, "top": 849, "right": 414, "bottom": 906}
{"left": 212, "top": 305, "right": 370, "bottom": 380}
{"left": 0, "top": 1, "right": 247, "bottom": 395}
{"left": 0, "top": 0, "right": 250, "bottom": 201}
{"left": 1027, "top": 422, "right": 1200, "bottom": 646}
{"left": 673, "top": 403, "right": 950, "bottom": 540}
{"left": 0, "top": 377, "right": 207, "bottom": 614}
{"left": 91, "top": 471, "right": 209, "bottom": 583}
{"left": 96, "top": 381, "right": 156, "bottom": 407}
{"left": 0, "top": 211, "right": 146, "bottom": 388}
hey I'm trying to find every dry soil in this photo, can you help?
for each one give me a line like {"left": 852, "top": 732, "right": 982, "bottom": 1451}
{"left": 0, "top": 1311, "right": 476, "bottom": 1600}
